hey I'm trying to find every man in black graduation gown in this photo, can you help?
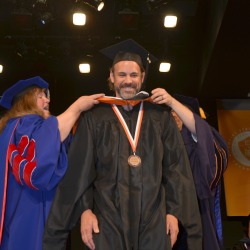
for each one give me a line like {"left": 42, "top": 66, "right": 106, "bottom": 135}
{"left": 151, "top": 89, "right": 228, "bottom": 250}
{"left": 43, "top": 39, "right": 202, "bottom": 250}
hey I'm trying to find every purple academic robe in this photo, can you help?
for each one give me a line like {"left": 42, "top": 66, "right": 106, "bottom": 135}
{"left": 174, "top": 113, "right": 228, "bottom": 250}
{"left": 0, "top": 114, "right": 69, "bottom": 250}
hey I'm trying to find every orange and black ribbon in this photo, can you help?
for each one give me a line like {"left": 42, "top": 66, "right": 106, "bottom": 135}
{"left": 97, "top": 96, "right": 152, "bottom": 106}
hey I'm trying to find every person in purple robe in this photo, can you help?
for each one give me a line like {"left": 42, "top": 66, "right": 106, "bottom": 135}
{"left": 151, "top": 88, "right": 229, "bottom": 250}
{"left": 0, "top": 76, "right": 103, "bottom": 250}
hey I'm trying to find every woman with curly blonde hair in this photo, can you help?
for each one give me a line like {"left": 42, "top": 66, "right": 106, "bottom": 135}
{"left": 0, "top": 76, "right": 103, "bottom": 250}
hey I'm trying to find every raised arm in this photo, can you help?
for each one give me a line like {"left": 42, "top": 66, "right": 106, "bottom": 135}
{"left": 57, "top": 93, "right": 104, "bottom": 141}
{"left": 151, "top": 88, "right": 196, "bottom": 135}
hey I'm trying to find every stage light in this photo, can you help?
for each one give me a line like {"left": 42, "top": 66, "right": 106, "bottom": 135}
{"left": 164, "top": 15, "right": 177, "bottom": 28}
{"left": 159, "top": 62, "right": 171, "bottom": 72}
{"left": 84, "top": 0, "right": 104, "bottom": 11}
{"left": 39, "top": 12, "right": 53, "bottom": 25}
{"left": 73, "top": 12, "right": 86, "bottom": 26}
{"left": 32, "top": 0, "right": 53, "bottom": 27}
{"left": 92, "top": 0, "right": 104, "bottom": 11}
{"left": 79, "top": 63, "right": 90, "bottom": 73}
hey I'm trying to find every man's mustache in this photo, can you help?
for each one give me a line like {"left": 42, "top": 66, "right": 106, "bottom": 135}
{"left": 120, "top": 83, "right": 137, "bottom": 88}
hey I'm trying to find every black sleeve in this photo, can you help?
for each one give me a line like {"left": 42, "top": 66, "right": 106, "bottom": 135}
{"left": 43, "top": 112, "right": 96, "bottom": 250}
{"left": 162, "top": 113, "right": 203, "bottom": 250}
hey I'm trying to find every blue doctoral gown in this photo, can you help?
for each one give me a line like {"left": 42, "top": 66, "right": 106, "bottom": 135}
{"left": 0, "top": 114, "right": 69, "bottom": 250}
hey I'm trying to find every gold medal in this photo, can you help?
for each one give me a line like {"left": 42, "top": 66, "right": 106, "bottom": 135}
{"left": 128, "top": 154, "right": 141, "bottom": 168}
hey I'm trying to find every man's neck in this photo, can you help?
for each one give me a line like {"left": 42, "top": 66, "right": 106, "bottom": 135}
{"left": 122, "top": 104, "right": 133, "bottom": 111}
{"left": 115, "top": 94, "right": 133, "bottom": 111}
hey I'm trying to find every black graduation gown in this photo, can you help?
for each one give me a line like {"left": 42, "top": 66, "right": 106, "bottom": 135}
{"left": 43, "top": 102, "right": 202, "bottom": 250}
{"left": 174, "top": 114, "right": 228, "bottom": 250}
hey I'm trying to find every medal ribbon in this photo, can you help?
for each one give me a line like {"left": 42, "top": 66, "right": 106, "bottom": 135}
{"left": 112, "top": 101, "right": 144, "bottom": 153}
{"left": 98, "top": 96, "right": 152, "bottom": 106}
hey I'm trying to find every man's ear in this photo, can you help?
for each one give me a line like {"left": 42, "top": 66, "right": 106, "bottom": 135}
{"left": 110, "top": 70, "right": 114, "bottom": 83}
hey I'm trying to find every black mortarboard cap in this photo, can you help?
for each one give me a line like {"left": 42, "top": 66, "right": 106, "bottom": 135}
{"left": 100, "top": 39, "right": 158, "bottom": 89}
{"left": 0, "top": 76, "right": 48, "bottom": 110}
{"left": 100, "top": 39, "right": 158, "bottom": 70}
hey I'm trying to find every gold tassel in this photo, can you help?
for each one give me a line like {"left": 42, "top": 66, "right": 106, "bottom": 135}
{"left": 199, "top": 107, "right": 206, "bottom": 119}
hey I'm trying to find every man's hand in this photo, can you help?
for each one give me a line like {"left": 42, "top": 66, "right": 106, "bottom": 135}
{"left": 166, "top": 214, "right": 179, "bottom": 247}
{"left": 80, "top": 209, "right": 99, "bottom": 250}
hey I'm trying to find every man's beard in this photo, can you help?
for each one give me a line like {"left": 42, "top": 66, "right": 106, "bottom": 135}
{"left": 115, "top": 83, "right": 140, "bottom": 100}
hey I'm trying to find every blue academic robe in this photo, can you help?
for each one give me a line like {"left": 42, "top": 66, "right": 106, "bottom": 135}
{"left": 0, "top": 114, "right": 69, "bottom": 250}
